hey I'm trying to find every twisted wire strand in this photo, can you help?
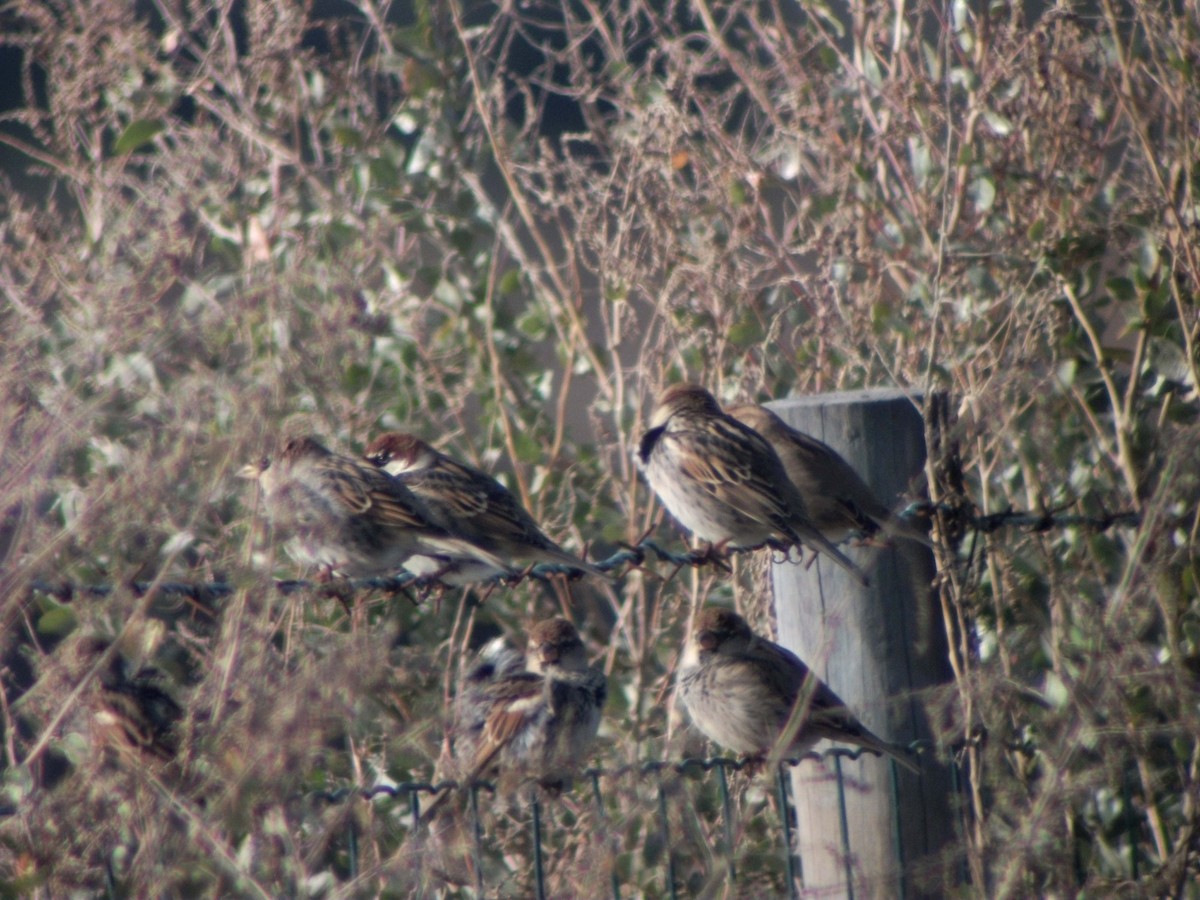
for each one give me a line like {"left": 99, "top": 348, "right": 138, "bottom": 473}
{"left": 21, "top": 505, "right": 1139, "bottom": 602}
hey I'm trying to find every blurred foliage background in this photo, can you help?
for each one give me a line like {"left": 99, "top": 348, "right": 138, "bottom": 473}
{"left": 1, "top": 0, "right": 1198, "bottom": 895}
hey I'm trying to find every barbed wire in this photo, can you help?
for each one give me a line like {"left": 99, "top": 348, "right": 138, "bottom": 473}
{"left": 903, "top": 501, "right": 1141, "bottom": 535}
{"left": 20, "top": 506, "right": 1140, "bottom": 603}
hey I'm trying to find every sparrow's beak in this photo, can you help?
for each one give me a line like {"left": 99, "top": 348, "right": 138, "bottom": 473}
{"left": 238, "top": 458, "right": 269, "bottom": 480}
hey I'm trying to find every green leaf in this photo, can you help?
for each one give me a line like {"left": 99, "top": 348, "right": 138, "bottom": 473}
{"left": 1106, "top": 277, "right": 1135, "bottom": 303}
{"left": 113, "top": 119, "right": 164, "bottom": 154}
{"left": 368, "top": 157, "right": 400, "bottom": 190}
{"left": 332, "top": 126, "right": 363, "bottom": 148}
{"left": 727, "top": 313, "right": 762, "bottom": 346}
{"left": 37, "top": 604, "right": 78, "bottom": 638}
{"left": 342, "top": 362, "right": 371, "bottom": 394}
{"left": 498, "top": 268, "right": 522, "bottom": 296}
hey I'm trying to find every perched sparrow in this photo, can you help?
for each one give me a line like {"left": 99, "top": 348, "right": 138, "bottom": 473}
{"left": 637, "top": 385, "right": 868, "bottom": 584}
{"left": 440, "top": 634, "right": 528, "bottom": 776}
{"left": 677, "top": 608, "right": 918, "bottom": 772}
{"left": 427, "top": 618, "right": 607, "bottom": 818}
{"left": 80, "top": 637, "right": 182, "bottom": 762}
{"left": 363, "top": 433, "right": 606, "bottom": 584}
{"left": 240, "top": 435, "right": 510, "bottom": 580}
{"left": 727, "top": 403, "right": 933, "bottom": 547}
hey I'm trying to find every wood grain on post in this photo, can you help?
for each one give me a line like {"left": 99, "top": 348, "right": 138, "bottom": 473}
{"left": 768, "top": 389, "right": 956, "bottom": 898}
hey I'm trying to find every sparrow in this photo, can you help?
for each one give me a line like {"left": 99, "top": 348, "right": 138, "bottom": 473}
{"left": 446, "top": 633, "right": 528, "bottom": 747}
{"left": 240, "top": 435, "right": 511, "bottom": 580}
{"left": 363, "top": 433, "right": 606, "bottom": 584}
{"left": 427, "top": 618, "right": 607, "bottom": 818}
{"left": 727, "top": 403, "right": 933, "bottom": 547}
{"left": 637, "top": 384, "right": 868, "bottom": 584}
{"left": 80, "top": 637, "right": 182, "bottom": 762}
{"left": 677, "top": 608, "right": 918, "bottom": 772}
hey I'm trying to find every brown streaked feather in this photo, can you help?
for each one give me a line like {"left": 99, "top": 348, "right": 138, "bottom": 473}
{"left": 98, "top": 681, "right": 181, "bottom": 761}
{"left": 642, "top": 387, "right": 868, "bottom": 583}
{"left": 680, "top": 609, "right": 918, "bottom": 773}
{"left": 83, "top": 639, "right": 183, "bottom": 763}
{"left": 465, "top": 675, "right": 545, "bottom": 779}
{"left": 323, "top": 461, "right": 375, "bottom": 515}
{"left": 368, "top": 433, "right": 606, "bottom": 577}
{"left": 728, "top": 403, "right": 933, "bottom": 547}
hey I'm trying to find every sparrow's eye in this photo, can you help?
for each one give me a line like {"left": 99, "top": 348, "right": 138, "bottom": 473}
{"left": 259, "top": 456, "right": 270, "bottom": 471}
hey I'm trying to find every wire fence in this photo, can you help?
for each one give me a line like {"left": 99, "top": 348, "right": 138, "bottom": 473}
{"left": 309, "top": 748, "right": 939, "bottom": 900}
{"left": 4, "top": 503, "right": 1162, "bottom": 895}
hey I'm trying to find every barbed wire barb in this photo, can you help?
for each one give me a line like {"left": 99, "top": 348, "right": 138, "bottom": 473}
{"left": 21, "top": 506, "right": 1141, "bottom": 603}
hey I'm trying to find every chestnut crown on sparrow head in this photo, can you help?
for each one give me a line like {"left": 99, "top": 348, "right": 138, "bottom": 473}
{"left": 677, "top": 607, "right": 917, "bottom": 772}
{"left": 637, "top": 385, "right": 868, "bottom": 585}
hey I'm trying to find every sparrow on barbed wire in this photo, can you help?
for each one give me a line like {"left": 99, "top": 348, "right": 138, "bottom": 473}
{"left": 637, "top": 384, "right": 869, "bottom": 584}
{"left": 677, "top": 608, "right": 918, "bottom": 773}
{"left": 240, "top": 435, "right": 512, "bottom": 581}
{"left": 425, "top": 617, "right": 607, "bottom": 819}
{"left": 727, "top": 403, "right": 933, "bottom": 547}
{"left": 363, "top": 433, "right": 606, "bottom": 585}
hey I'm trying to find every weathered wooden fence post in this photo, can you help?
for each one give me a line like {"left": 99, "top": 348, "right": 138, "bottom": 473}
{"left": 769, "top": 389, "right": 957, "bottom": 898}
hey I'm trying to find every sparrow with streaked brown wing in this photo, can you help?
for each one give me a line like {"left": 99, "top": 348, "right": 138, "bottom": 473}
{"left": 240, "top": 435, "right": 512, "bottom": 580}
{"left": 425, "top": 618, "right": 607, "bottom": 819}
{"left": 727, "top": 403, "right": 933, "bottom": 547}
{"left": 677, "top": 608, "right": 918, "bottom": 772}
{"left": 637, "top": 385, "right": 868, "bottom": 584}
{"left": 363, "top": 433, "right": 606, "bottom": 584}
{"left": 80, "top": 637, "right": 182, "bottom": 763}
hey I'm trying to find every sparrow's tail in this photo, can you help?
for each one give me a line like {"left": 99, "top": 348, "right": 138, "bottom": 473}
{"left": 876, "top": 738, "right": 921, "bottom": 774}
{"left": 813, "top": 717, "right": 922, "bottom": 775}
{"left": 417, "top": 536, "right": 518, "bottom": 578}
{"left": 791, "top": 523, "right": 870, "bottom": 587}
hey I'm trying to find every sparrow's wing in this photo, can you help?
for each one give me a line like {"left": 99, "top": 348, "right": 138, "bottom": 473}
{"left": 414, "top": 459, "right": 538, "bottom": 541}
{"left": 779, "top": 430, "right": 897, "bottom": 532}
{"left": 668, "top": 416, "right": 798, "bottom": 530}
{"left": 464, "top": 476, "right": 607, "bottom": 574}
{"left": 98, "top": 677, "right": 182, "bottom": 761}
{"left": 757, "top": 417, "right": 932, "bottom": 548}
{"left": 454, "top": 673, "right": 545, "bottom": 780}
{"left": 727, "top": 638, "right": 811, "bottom": 709}
{"left": 750, "top": 639, "right": 919, "bottom": 772}
{"left": 663, "top": 413, "right": 866, "bottom": 580}
{"left": 319, "top": 455, "right": 515, "bottom": 573}
{"left": 745, "top": 637, "right": 861, "bottom": 723}
{"left": 318, "top": 455, "right": 434, "bottom": 530}
{"left": 410, "top": 460, "right": 606, "bottom": 576}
